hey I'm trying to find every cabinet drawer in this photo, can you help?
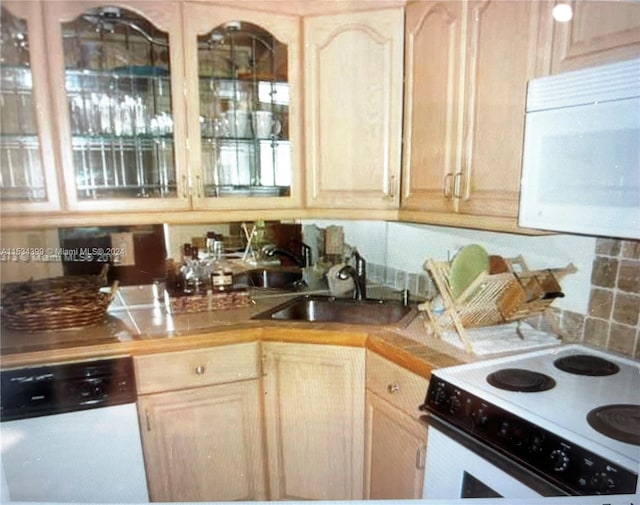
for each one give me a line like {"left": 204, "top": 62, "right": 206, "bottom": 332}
{"left": 135, "top": 342, "right": 260, "bottom": 395}
{"left": 366, "top": 351, "right": 429, "bottom": 418}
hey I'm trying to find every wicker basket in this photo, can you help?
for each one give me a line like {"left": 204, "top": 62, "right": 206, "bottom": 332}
{"left": 1, "top": 270, "right": 118, "bottom": 331}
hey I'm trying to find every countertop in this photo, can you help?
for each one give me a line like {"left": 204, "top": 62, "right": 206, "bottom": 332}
{"left": 0, "top": 284, "right": 509, "bottom": 375}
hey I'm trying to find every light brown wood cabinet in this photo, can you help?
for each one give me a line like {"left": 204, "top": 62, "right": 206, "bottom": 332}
{"left": 548, "top": 0, "right": 640, "bottom": 74}
{"left": 1, "top": 2, "right": 61, "bottom": 214}
{"left": 44, "top": 1, "right": 191, "bottom": 214}
{"left": 133, "top": 341, "right": 434, "bottom": 502}
{"left": 364, "top": 352, "right": 429, "bottom": 499}
{"left": 262, "top": 342, "right": 366, "bottom": 500}
{"left": 304, "top": 8, "right": 404, "bottom": 210}
{"left": 3, "top": 1, "right": 304, "bottom": 225}
{"left": 182, "top": 2, "right": 303, "bottom": 211}
{"left": 402, "top": 0, "right": 548, "bottom": 224}
{"left": 134, "top": 343, "right": 267, "bottom": 502}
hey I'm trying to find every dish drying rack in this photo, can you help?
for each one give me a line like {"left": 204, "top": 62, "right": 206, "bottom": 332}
{"left": 419, "top": 256, "right": 577, "bottom": 353}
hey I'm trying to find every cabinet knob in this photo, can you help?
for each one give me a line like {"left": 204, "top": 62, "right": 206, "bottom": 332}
{"left": 195, "top": 365, "right": 206, "bottom": 375}
{"left": 387, "top": 383, "right": 400, "bottom": 394}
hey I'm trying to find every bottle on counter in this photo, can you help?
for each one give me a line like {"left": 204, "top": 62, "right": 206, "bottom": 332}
{"left": 205, "top": 231, "right": 222, "bottom": 257}
{"left": 208, "top": 240, "right": 233, "bottom": 292}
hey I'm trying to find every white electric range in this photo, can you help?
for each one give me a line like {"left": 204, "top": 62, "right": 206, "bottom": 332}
{"left": 421, "top": 344, "right": 640, "bottom": 498}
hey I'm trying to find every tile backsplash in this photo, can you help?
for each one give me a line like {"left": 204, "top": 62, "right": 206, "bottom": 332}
{"left": 547, "top": 238, "right": 640, "bottom": 359}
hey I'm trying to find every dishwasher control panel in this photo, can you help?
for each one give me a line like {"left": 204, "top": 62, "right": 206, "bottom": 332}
{"left": 1, "top": 356, "right": 136, "bottom": 421}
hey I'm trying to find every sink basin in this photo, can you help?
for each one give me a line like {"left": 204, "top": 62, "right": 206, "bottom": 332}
{"left": 233, "top": 268, "right": 303, "bottom": 290}
{"left": 252, "top": 295, "right": 417, "bottom": 327}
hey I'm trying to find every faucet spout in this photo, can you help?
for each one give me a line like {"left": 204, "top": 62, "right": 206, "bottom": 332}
{"left": 337, "top": 251, "right": 367, "bottom": 300}
{"left": 262, "top": 245, "right": 309, "bottom": 268}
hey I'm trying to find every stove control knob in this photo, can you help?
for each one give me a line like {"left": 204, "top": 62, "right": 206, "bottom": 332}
{"left": 472, "top": 407, "right": 488, "bottom": 426}
{"left": 550, "top": 449, "right": 570, "bottom": 472}
{"left": 529, "top": 435, "right": 544, "bottom": 453}
{"left": 432, "top": 384, "right": 447, "bottom": 406}
{"left": 449, "top": 395, "right": 461, "bottom": 414}
{"left": 590, "top": 472, "right": 615, "bottom": 493}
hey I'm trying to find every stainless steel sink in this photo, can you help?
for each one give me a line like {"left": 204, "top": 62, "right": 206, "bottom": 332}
{"left": 233, "top": 268, "right": 303, "bottom": 290}
{"left": 252, "top": 295, "right": 417, "bottom": 327}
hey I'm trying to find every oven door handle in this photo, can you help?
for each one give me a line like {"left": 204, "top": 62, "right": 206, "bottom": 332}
{"left": 420, "top": 413, "right": 571, "bottom": 497}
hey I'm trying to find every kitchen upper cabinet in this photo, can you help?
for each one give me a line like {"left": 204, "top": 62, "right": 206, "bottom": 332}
{"left": 262, "top": 342, "right": 365, "bottom": 500}
{"left": 304, "top": 8, "right": 404, "bottom": 210}
{"left": 43, "top": 1, "right": 190, "bottom": 213}
{"left": 134, "top": 343, "right": 267, "bottom": 502}
{"left": 401, "top": 1, "right": 463, "bottom": 214}
{"left": 0, "top": 2, "right": 61, "bottom": 214}
{"left": 183, "top": 3, "right": 303, "bottom": 210}
{"left": 364, "top": 352, "right": 429, "bottom": 500}
{"left": 548, "top": 0, "right": 640, "bottom": 74}
{"left": 402, "top": 1, "right": 547, "bottom": 223}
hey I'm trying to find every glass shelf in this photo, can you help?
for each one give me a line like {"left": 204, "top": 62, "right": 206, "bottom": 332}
{"left": 71, "top": 136, "right": 175, "bottom": 199}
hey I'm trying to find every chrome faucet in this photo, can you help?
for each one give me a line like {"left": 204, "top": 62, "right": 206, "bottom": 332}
{"left": 337, "top": 251, "right": 367, "bottom": 300}
{"left": 262, "top": 242, "right": 312, "bottom": 268}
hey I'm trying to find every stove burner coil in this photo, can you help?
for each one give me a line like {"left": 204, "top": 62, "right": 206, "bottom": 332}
{"left": 554, "top": 354, "right": 620, "bottom": 376}
{"left": 587, "top": 404, "right": 640, "bottom": 445}
{"left": 486, "top": 368, "right": 556, "bottom": 392}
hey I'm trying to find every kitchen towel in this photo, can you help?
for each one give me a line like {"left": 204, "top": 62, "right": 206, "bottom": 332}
{"left": 441, "top": 322, "right": 561, "bottom": 355}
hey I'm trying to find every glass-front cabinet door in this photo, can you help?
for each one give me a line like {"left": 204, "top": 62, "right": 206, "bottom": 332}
{"left": 44, "top": 1, "right": 189, "bottom": 212}
{"left": 0, "top": 2, "right": 60, "bottom": 213}
{"left": 184, "top": 4, "right": 302, "bottom": 210}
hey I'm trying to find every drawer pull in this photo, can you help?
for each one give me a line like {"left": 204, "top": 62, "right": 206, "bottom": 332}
{"left": 387, "top": 383, "right": 400, "bottom": 394}
{"left": 195, "top": 365, "right": 206, "bottom": 375}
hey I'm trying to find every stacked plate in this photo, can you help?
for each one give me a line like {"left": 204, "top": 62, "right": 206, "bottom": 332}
{"left": 448, "top": 244, "right": 490, "bottom": 299}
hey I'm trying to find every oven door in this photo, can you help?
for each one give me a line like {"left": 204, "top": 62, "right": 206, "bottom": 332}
{"left": 422, "top": 415, "right": 569, "bottom": 499}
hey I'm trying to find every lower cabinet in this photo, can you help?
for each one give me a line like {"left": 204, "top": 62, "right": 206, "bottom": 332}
{"left": 364, "top": 351, "right": 430, "bottom": 499}
{"left": 133, "top": 341, "right": 427, "bottom": 502}
{"left": 134, "top": 342, "right": 267, "bottom": 502}
{"left": 137, "top": 380, "right": 267, "bottom": 502}
{"left": 261, "top": 342, "right": 366, "bottom": 500}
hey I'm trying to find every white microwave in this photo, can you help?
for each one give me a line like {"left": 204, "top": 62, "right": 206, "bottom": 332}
{"left": 519, "top": 58, "right": 640, "bottom": 239}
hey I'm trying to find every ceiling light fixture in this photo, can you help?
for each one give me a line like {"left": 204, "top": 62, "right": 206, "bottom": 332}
{"left": 552, "top": 3, "right": 573, "bottom": 22}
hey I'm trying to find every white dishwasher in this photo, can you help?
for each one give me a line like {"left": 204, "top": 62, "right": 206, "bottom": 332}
{"left": 0, "top": 356, "right": 149, "bottom": 503}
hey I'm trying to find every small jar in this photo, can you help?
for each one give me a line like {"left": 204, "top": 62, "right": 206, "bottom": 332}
{"left": 209, "top": 242, "right": 233, "bottom": 292}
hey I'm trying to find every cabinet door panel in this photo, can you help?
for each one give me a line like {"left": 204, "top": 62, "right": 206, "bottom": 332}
{"left": 551, "top": 0, "right": 640, "bottom": 73}
{"left": 305, "top": 9, "right": 404, "bottom": 209}
{"left": 262, "top": 342, "right": 365, "bottom": 500}
{"left": 402, "top": 1, "right": 463, "bottom": 213}
{"left": 138, "top": 381, "right": 267, "bottom": 502}
{"left": 1, "top": 2, "right": 61, "bottom": 213}
{"left": 364, "top": 391, "right": 427, "bottom": 499}
{"left": 43, "top": 1, "right": 190, "bottom": 212}
{"left": 183, "top": 3, "right": 303, "bottom": 210}
{"left": 458, "top": 0, "right": 543, "bottom": 218}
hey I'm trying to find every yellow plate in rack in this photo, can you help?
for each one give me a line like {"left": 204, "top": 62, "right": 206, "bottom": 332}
{"left": 449, "top": 244, "right": 490, "bottom": 299}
